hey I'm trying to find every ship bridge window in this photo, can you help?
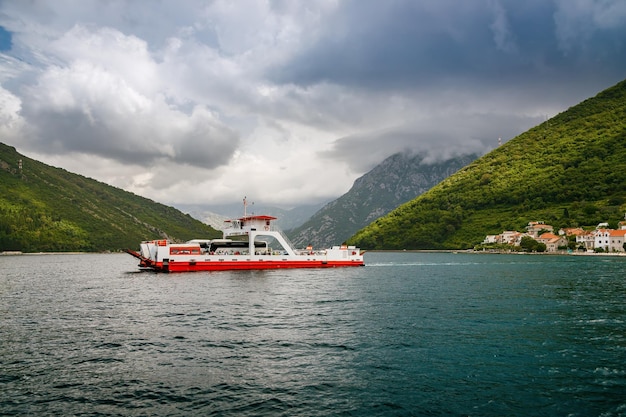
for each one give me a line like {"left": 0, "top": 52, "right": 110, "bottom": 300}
{"left": 170, "top": 247, "right": 201, "bottom": 255}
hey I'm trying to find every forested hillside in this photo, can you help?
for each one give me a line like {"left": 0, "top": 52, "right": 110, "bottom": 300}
{"left": 0, "top": 143, "right": 219, "bottom": 252}
{"left": 349, "top": 79, "right": 626, "bottom": 250}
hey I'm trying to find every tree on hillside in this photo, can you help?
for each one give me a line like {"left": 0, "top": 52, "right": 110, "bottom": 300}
{"left": 520, "top": 236, "right": 546, "bottom": 252}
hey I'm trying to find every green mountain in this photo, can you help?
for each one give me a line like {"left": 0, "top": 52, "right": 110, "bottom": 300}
{"left": 349, "top": 79, "right": 626, "bottom": 250}
{"left": 287, "top": 152, "right": 478, "bottom": 248}
{"left": 0, "top": 143, "right": 220, "bottom": 252}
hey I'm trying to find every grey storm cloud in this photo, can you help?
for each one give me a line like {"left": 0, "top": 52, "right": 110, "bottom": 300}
{"left": 18, "top": 68, "right": 240, "bottom": 169}
{"left": 321, "top": 113, "right": 543, "bottom": 172}
{"left": 19, "top": 102, "right": 239, "bottom": 169}
{"left": 269, "top": 0, "right": 626, "bottom": 90}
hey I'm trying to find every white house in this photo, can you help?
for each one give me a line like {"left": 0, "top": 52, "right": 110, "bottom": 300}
{"left": 594, "top": 229, "right": 626, "bottom": 252}
{"left": 483, "top": 235, "right": 499, "bottom": 244}
{"left": 576, "top": 231, "right": 596, "bottom": 251}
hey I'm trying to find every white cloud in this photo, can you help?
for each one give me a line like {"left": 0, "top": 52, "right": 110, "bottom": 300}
{"left": 18, "top": 27, "right": 239, "bottom": 173}
{"left": 49, "top": 25, "right": 159, "bottom": 95}
{"left": 0, "top": 85, "right": 24, "bottom": 141}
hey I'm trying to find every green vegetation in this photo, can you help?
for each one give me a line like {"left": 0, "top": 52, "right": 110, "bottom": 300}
{"left": 349, "top": 79, "right": 626, "bottom": 250}
{"left": 518, "top": 236, "right": 547, "bottom": 253}
{"left": 0, "top": 143, "right": 220, "bottom": 252}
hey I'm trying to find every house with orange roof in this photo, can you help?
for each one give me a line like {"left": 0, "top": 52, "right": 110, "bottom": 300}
{"left": 594, "top": 229, "right": 626, "bottom": 252}
{"left": 559, "top": 227, "right": 585, "bottom": 237}
{"left": 481, "top": 217, "right": 626, "bottom": 253}
{"left": 537, "top": 232, "right": 568, "bottom": 252}
{"left": 526, "top": 221, "right": 554, "bottom": 238}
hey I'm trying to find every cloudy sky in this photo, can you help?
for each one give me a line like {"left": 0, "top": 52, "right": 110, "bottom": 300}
{"left": 1, "top": 1, "right": 625, "bottom": 208}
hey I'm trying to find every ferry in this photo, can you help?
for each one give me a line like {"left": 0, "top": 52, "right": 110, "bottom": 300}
{"left": 125, "top": 213, "right": 364, "bottom": 272}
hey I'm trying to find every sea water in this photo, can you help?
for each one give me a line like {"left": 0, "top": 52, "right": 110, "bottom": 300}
{"left": 1, "top": 251, "right": 625, "bottom": 416}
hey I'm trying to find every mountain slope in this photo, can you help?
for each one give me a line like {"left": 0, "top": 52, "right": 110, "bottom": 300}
{"left": 288, "top": 153, "right": 478, "bottom": 248}
{"left": 0, "top": 143, "right": 220, "bottom": 252}
{"left": 348, "top": 79, "right": 626, "bottom": 250}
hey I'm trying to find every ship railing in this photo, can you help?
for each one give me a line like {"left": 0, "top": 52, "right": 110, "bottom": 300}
{"left": 274, "top": 228, "right": 299, "bottom": 252}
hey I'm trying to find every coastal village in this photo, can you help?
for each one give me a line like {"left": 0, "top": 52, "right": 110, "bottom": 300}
{"left": 482, "top": 219, "right": 626, "bottom": 253}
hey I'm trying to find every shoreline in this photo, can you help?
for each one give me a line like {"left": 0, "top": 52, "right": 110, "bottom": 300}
{"left": 4, "top": 249, "right": 626, "bottom": 258}
{"left": 366, "top": 249, "right": 626, "bottom": 257}
{"left": 0, "top": 251, "right": 114, "bottom": 256}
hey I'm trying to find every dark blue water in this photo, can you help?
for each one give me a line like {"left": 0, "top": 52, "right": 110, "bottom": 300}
{"left": 1, "top": 252, "right": 625, "bottom": 416}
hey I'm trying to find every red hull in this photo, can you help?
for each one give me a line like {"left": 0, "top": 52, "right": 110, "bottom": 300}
{"left": 162, "top": 259, "right": 364, "bottom": 272}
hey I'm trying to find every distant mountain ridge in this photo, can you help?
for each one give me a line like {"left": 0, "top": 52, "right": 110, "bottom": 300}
{"left": 0, "top": 143, "right": 220, "bottom": 252}
{"left": 288, "top": 152, "right": 478, "bottom": 248}
{"left": 349, "top": 79, "right": 626, "bottom": 250}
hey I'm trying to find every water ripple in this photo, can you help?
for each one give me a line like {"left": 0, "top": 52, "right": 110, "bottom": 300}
{"left": 1, "top": 252, "right": 625, "bottom": 416}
